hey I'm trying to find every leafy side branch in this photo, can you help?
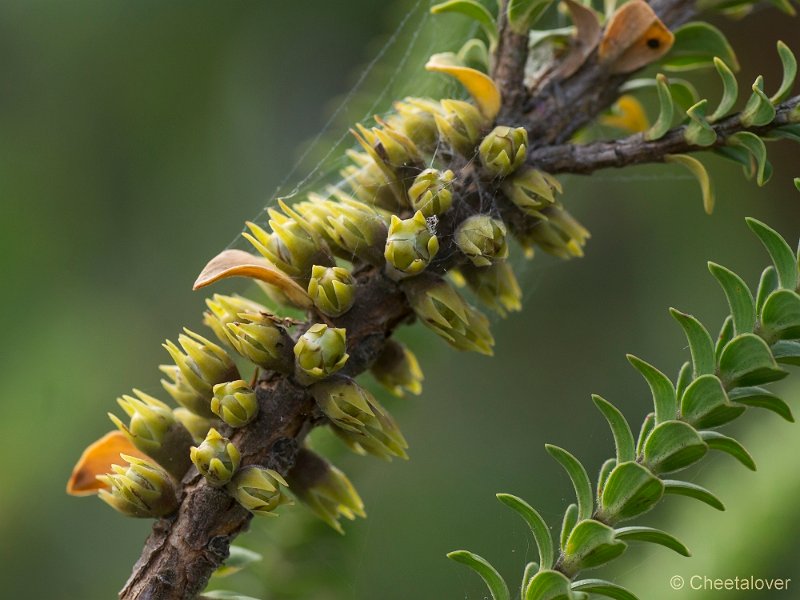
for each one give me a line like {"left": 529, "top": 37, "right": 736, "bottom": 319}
{"left": 62, "top": 0, "right": 800, "bottom": 598}
{"left": 448, "top": 219, "right": 800, "bottom": 600}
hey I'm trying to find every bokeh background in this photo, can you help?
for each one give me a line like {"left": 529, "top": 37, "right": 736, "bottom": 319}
{"left": 1, "top": 1, "right": 799, "bottom": 598}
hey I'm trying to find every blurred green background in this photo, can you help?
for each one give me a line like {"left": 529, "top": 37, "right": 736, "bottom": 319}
{"left": 1, "top": 1, "right": 799, "bottom": 598}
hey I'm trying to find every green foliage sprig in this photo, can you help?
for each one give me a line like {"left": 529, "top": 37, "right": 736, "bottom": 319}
{"left": 447, "top": 218, "right": 799, "bottom": 600}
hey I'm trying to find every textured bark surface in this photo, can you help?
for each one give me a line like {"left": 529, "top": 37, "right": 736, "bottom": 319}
{"left": 119, "top": 0, "right": 796, "bottom": 596}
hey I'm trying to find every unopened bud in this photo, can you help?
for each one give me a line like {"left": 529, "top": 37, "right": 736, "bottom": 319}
{"left": 203, "top": 294, "right": 269, "bottom": 349}
{"left": 190, "top": 428, "right": 241, "bottom": 487}
{"left": 455, "top": 215, "right": 508, "bottom": 267}
{"left": 109, "top": 390, "right": 193, "bottom": 478}
{"left": 228, "top": 466, "right": 290, "bottom": 516}
{"left": 501, "top": 167, "right": 562, "bottom": 217}
{"left": 163, "top": 329, "right": 239, "bottom": 399}
{"left": 97, "top": 455, "right": 178, "bottom": 518}
{"left": 287, "top": 448, "right": 365, "bottom": 533}
{"left": 294, "top": 324, "right": 349, "bottom": 383}
{"left": 434, "top": 99, "right": 487, "bottom": 156}
{"left": 479, "top": 126, "right": 528, "bottom": 178}
{"left": 384, "top": 211, "right": 440, "bottom": 278}
{"left": 308, "top": 265, "right": 356, "bottom": 317}
{"left": 515, "top": 205, "right": 590, "bottom": 259}
{"left": 172, "top": 408, "right": 213, "bottom": 443}
{"left": 371, "top": 340, "right": 424, "bottom": 397}
{"left": 211, "top": 380, "right": 259, "bottom": 428}
{"left": 160, "top": 365, "right": 215, "bottom": 419}
{"left": 462, "top": 262, "right": 523, "bottom": 316}
{"left": 226, "top": 313, "right": 294, "bottom": 373}
{"left": 408, "top": 169, "right": 455, "bottom": 217}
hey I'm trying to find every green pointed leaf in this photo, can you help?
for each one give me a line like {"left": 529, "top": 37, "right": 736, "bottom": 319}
{"left": 665, "top": 154, "right": 714, "bottom": 214}
{"left": 563, "top": 520, "right": 627, "bottom": 573}
{"left": 497, "top": 493, "right": 554, "bottom": 570}
{"left": 597, "top": 459, "right": 617, "bottom": 500}
{"left": 676, "top": 361, "right": 693, "bottom": 401}
{"left": 526, "top": 569, "right": 574, "bottom": 600}
{"left": 670, "top": 309, "right": 715, "bottom": 376}
{"left": 458, "top": 38, "right": 490, "bottom": 71}
{"left": 561, "top": 504, "right": 579, "bottom": 552}
{"left": 709, "top": 57, "right": 739, "bottom": 122}
{"left": 715, "top": 145, "right": 756, "bottom": 179}
{"left": 508, "top": 0, "right": 555, "bottom": 33}
{"left": 680, "top": 374, "right": 745, "bottom": 428}
{"left": 213, "top": 546, "right": 263, "bottom": 578}
{"left": 663, "top": 479, "right": 725, "bottom": 510}
{"left": 684, "top": 100, "right": 717, "bottom": 146}
{"left": 636, "top": 413, "right": 655, "bottom": 458}
{"left": 572, "top": 579, "right": 640, "bottom": 600}
{"left": 729, "top": 132, "right": 771, "bottom": 186}
{"left": 771, "top": 41, "right": 797, "bottom": 104}
{"left": 760, "top": 289, "right": 800, "bottom": 341}
{"left": 715, "top": 316, "right": 735, "bottom": 363}
{"left": 614, "top": 526, "right": 691, "bottom": 556}
{"left": 546, "top": 445, "right": 593, "bottom": 521}
{"left": 795, "top": 177, "right": 800, "bottom": 192}
{"left": 740, "top": 76, "right": 777, "bottom": 126}
{"left": 431, "top": 0, "right": 498, "bottom": 48}
{"left": 599, "top": 461, "right": 665, "bottom": 522}
{"left": 661, "top": 22, "right": 739, "bottom": 72}
{"left": 522, "top": 562, "right": 540, "bottom": 600}
{"left": 719, "top": 333, "right": 787, "bottom": 387}
{"left": 621, "top": 77, "right": 699, "bottom": 112}
{"left": 756, "top": 266, "right": 779, "bottom": 315}
{"left": 747, "top": 218, "right": 798, "bottom": 290}
{"left": 643, "top": 420, "right": 708, "bottom": 474}
{"left": 728, "top": 386, "right": 794, "bottom": 421}
{"left": 767, "top": 124, "right": 800, "bottom": 143}
{"left": 700, "top": 431, "right": 756, "bottom": 470}
{"left": 627, "top": 355, "right": 677, "bottom": 423}
{"left": 593, "top": 395, "right": 635, "bottom": 463}
{"left": 645, "top": 74, "right": 674, "bottom": 141}
{"left": 772, "top": 339, "right": 800, "bottom": 366}
{"left": 447, "top": 550, "right": 510, "bottom": 600}
{"left": 708, "top": 262, "right": 756, "bottom": 334}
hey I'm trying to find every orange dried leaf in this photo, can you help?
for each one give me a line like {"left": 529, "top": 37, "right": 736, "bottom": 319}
{"left": 599, "top": 0, "right": 674, "bottom": 74}
{"left": 193, "top": 248, "right": 312, "bottom": 309}
{"left": 66, "top": 431, "right": 148, "bottom": 496}
{"left": 554, "top": 0, "right": 602, "bottom": 79}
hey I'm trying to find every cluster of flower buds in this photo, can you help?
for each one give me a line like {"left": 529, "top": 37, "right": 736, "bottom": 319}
{"left": 384, "top": 211, "right": 440, "bottom": 278}
{"left": 228, "top": 466, "right": 290, "bottom": 516}
{"left": 370, "top": 339, "right": 424, "bottom": 397}
{"left": 386, "top": 97, "right": 441, "bottom": 152}
{"left": 97, "top": 455, "right": 178, "bottom": 518}
{"left": 202, "top": 293, "right": 269, "bottom": 348}
{"left": 514, "top": 205, "right": 591, "bottom": 259}
{"left": 478, "top": 126, "right": 528, "bottom": 178}
{"left": 408, "top": 168, "right": 455, "bottom": 217}
{"left": 211, "top": 380, "right": 259, "bottom": 428}
{"left": 434, "top": 99, "right": 488, "bottom": 156}
{"left": 190, "top": 428, "right": 241, "bottom": 487}
{"left": 455, "top": 215, "right": 509, "bottom": 267}
{"left": 311, "top": 378, "right": 408, "bottom": 460}
{"left": 404, "top": 275, "right": 494, "bottom": 355}
{"left": 109, "top": 390, "right": 193, "bottom": 478}
{"left": 287, "top": 448, "right": 365, "bottom": 533}
{"left": 307, "top": 265, "right": 356, "bottom": 317}
{"left": 294, "top": 324, "right": 349, "bottom": 384}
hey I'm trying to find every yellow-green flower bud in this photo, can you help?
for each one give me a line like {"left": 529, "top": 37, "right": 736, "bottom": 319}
{"left": 403, "top": 275, "right": 494, "bottom": 355}
{"left": 388, "top": 97, "right": 442, "bottom": 151}
{"left": 371, "top": 339, "right": 424, "bottom": 397}
{"left": 434, "top": 99, "right": 487, "bottom": 156}
{"left": 226, "top": 313, "right": 294, "bottom": 373}
{"left": 227, "top": 466, "right": 290, "bottom": 516}
{"left": 173, "top": 408, "right": 213, "bottom": 443}
{"left": 294, "top": 324, "right": 349, "bottom": 383}
{"left": 479, "top": 126, "right": 528, "bottom": 178}
{"left": 159, "top": 364, "right": 214, "bottom": 419}
{"left": 203, "top": 294, "right": 269, "bottom": 349}
{"left": 308, "top": 265, "right": 356, "bottom": 317}
{"left": 408, "top": 168, "right": 455, "bottom": 217}
{"left": 287, "top": 448, "right": 365, "bottom": 533}
{"left": 163, "top": 329, "right": 239, "bottom": 399}
{"left": 211, "top": 380, "right": 259, "bottom": 428}
{"left": 462, "top": 261, "right": 523, "bottom": 317}
{"left": 354, "top": 121, "right": 422, "bottom": 168}
{"left": 515, "top": 205, "right": 591, "bottom": 259}
{"left": 311, "top": 378, "right": 408, "bottom": 460}
{"left": 384, "top": 211, "right": 440, "bottom": 278}
{"left": 340, "top": 158, "right": 400, "bottom": 212}
{"left": 97, "top": 455, "right": 178, "bottom": 518}
{"left": 109, "top": 390, "right": 193, "bottom": 478}
{"left": 244, "top": 209, "right": 333, "bottom": 280}
{"left": 455, "top": 215, "right": 508, "bottom": 267}
{"left": 190, "top": 428, "right": 241, "bottom": 487}
{"left": 501, "top": 167, "right": 562, "bottom": 217}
